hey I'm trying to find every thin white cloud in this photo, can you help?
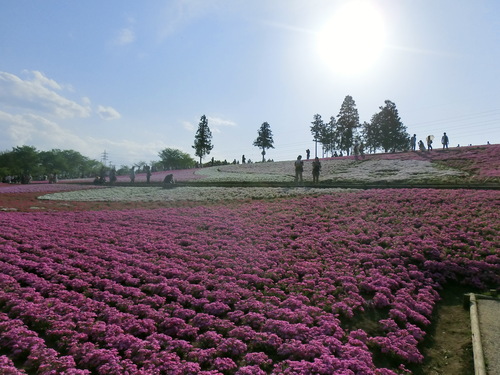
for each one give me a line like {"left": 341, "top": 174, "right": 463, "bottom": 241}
{"left": 85, "top": 136, "right": 168, "bottom": 166}
{"left": 158, "top": 0, "right": 226, "bottom": 39}
{"left": 0, "top": 111, "right": 35, "bottom": 145}
{"left": 182, "top": 116, "right": 236, "bottom": 134}
{"left": 182, "top": 120, "right": 195, "bottom": 132}
{"left": 207, "top": 115, "right": 237, "bottom": 134}
{"left": 0, "top": 71, "right": 91, "bottom": 119}
{"left": 29, "top": 70, "right": 63, "bottom": 90}
{"left": 97, "top": 105, "right": 121, "bottom": 120}
{"left": 207, "top": 116, "right": 237, "bottom": 127}
{"left": 0, "top": 110, "right": 87, "bottom": 150}
{"left": 115, "top": 28, "right": 136, "bottom": 45}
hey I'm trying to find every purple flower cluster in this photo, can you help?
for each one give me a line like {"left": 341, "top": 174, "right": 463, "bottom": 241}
{"left": 0, "top": 189, "right": 498, "bottom": 374}
{"left": 365, "top": 144, "right": 500, "bottom": 180}
{"left": 0, "top": 183, "right": 104, "bottom": 194}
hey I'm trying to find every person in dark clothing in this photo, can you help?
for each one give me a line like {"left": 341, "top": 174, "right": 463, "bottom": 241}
{"left": 294, "top": 155, "right": 304, "bottom": 182}
{"left": 312, "top": 157, "right": 321, "bottom": 183}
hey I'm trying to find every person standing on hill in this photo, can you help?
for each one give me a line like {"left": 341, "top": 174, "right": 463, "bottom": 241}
{"left": 426, "top": 135, "right": 433, "bottom": 151}
{"left": 146, "top": 165, "right": 152, "bottom": 183}
{"left": 110, "top": 167, "right": 117, "bottom": 184}
{"left": 312, "top": 157, "right": 321, "bottom": 183}
{"left": 353, "top": 140, "right": 360, "bottom": 160}
{"left": 411, "top": 134, "right": 417, "bottom": 151}
{"left": 130, "top": 166, "right": 135, "bottom": 183}
{"left": 441, "top": 132, "right": 449, "bottom": 149}
{"left": 294, "top": 155, "right": 304, "bottom": 182}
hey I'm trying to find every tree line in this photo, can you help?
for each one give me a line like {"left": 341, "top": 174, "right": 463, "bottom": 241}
{"left": 310, "top": 95, "right": 409, "bottom": 157}
{"left": 0, "top": 146, "right": 104, "bottom": 183}
{"left": 191, "top": 95, "right": 410, "bottom": 164}
{"left": 1, "top": 95, "right": 410, "bottom": 183}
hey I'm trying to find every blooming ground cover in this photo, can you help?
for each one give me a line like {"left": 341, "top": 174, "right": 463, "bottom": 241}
{"left": 0, "top": 145, "right": 498, "bottom": 374}
{"left": 194, "top": 145, "right": 499, "bottom": 184}
{"left": 39, "top": 144, "right": 499, "bottom": 186}
{"left": 0, "top": 189, "right": 499, "bottom": 374}
{"left": 197, "top": 159, "right": 463, "bottom": 184}
{"left": 0, "top": 184, "right": 104, "bottom": 195}
{"left": 38, "top": 187, "right": 354, "bottom": 203}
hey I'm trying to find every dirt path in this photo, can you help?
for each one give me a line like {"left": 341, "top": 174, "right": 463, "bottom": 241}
{"left": 414, "top": 285, "right": 474, "bottom": 374}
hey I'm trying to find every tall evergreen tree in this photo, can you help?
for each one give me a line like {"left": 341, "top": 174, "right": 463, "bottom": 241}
{"left": 192, "top": 115, "right": 213, "bottom": 166}
{"left": 360, "top": 121, "right": 380, "bottom": 154}
{"left": 322, "top": 116, "right": 338, "bottom": 157}
{"left": 310, "top": 114, "right": 325, "bottom": 158}
{"left": 370, "top": 100, "right": 409, "bottom": 153}
{"left": 336, "top": 95, "right": 359, "bottom": 155}
{"left": 253, "top": 122, "right": 274, "bottom": 162}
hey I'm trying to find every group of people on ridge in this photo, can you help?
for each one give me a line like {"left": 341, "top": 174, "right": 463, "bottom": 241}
{"left": 294, "top": 155, "right": 321, "bottom": 183}
{"left": 411, "top": 132, "right": 449, "bottom": 152}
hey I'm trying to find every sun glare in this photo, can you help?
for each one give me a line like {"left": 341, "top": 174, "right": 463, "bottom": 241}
{"left": 317, "top": 1, "right": 386, "bottom": 75}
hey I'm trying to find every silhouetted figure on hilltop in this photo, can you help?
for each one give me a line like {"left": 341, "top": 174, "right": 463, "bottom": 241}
{"left": 130, "top": 166, "right": 135, "bottom": 183}
{"left": 426, "top": 135, "right": 433, "bottom": 151}
{"left": 441, "top": 132, "right": 449, "bottom": 149}
{"left": 312, "top": 157, "right": 321, "bottom": 183}
{"left": 294, "top": 155, "right": 304, "bottom": 183}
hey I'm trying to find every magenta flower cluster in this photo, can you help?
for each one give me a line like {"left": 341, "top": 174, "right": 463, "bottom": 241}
{"left": 0, "top": 183, "right": 104, "bottom": 194}
{"left": 365, "top": 144, "right": 500, "bottom": 179}
{"left": 0, "top": 189, "right": 498, "bottom": 374}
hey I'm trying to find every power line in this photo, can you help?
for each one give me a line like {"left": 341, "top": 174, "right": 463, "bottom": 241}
{"left": 100, "top": 150, "right": 109, "bottom": 166}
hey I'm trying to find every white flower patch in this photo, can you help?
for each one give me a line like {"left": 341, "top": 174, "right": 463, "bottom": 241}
{"left": 323, "top": 159, "right": 466, "bottom": 182}
{"left": 196, "top": 162, "right": 294, "bottom": 182}
{"left": 39, "top": 186, "right": 352, "bottom": 202}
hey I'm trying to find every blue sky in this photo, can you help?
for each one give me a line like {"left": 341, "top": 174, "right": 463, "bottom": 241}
{"left": 1, "top": 0, "right": 499, "bottom": 166}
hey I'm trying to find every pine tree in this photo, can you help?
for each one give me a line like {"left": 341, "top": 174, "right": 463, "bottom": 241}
{"left": 253, "top": 122, "right": 274, "bottom": 162}
{"left": 336, "top": 95, "right": 360, "bottom": 155}
{"left": 310, "top": 114, "right": 325, "bottom": 158}
{"left": 192, "top": 115, "right": 213, "bottom": 166}
{"left": 322, "top": 116, "right": 339, "bottom": 157}
{"left": 370, "top": 100, "right": 409, "bottom": 153}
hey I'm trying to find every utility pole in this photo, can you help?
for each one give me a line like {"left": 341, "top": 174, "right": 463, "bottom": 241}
{"left": 101, "top": 150, "right": 109, "bottom": 166}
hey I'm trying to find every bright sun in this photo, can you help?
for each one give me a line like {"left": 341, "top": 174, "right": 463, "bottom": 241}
{"left": 317, "top": 1, "right": 386, "bottom": 75}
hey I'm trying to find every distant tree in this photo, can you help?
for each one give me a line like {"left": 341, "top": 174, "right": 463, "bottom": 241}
{"left": 10, "top": 145, "right": 41, "bottom": 182}
{"left": 321, "top": 116, "right": 338, "bottom": 157}
{"left": 39, "top": 149, "right": 68, "bottom": 176}
{"left": 360, "top": 121, "right": 380, "bottom": 154}
{"left": 336, "top": 95, "right": 360, "bottom": 155}
{"left": 38, "top": 149, "right": 98, "bottom": 179}
{"left": 158, "top": 148, "right": 196, "bottom": 170}
{"left": 310, "top": 114, "right": 325, "bottom": 158}
{"left": 192, "top": 115, "right": 213, "bottom": 166}
{"left": 253, "top": 122, "right": 274, "bottom": 162}
{"left": 0, "top": 150, "right": 13, "bottom": 181}
{"left": 116, "top": 165, "right": 131, "bottom": 176}
{"left": 0, "top": 146, "right": 105, "bottom": 181}
{"left": 370, "top": 100, "right": 410, "bottom": 153}
{"left": 134, "top": 161, "right": 148, "bottom": 172}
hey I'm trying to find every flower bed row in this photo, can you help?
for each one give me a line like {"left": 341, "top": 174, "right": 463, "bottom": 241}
{"left": 0, "top": 189, "right": 498, "bottom": 374}
{"left": 26, "top": 144, "right": 497, "bottom": 186}
{"left": 196, "top": 159, "right": 464, "bottom": 184}
{"left": 38, "top": 187, "right": 354, "bottom": 203}
{"left": 195, "top": 145, "right": 499, "bottom": 184}
{"left": 0, "top": 183, "right": 104, "bottom": 194}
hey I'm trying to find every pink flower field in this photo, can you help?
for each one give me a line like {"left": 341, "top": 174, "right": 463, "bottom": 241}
{"left": 0, "top": 189, "right": 499, "bottom": 374}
